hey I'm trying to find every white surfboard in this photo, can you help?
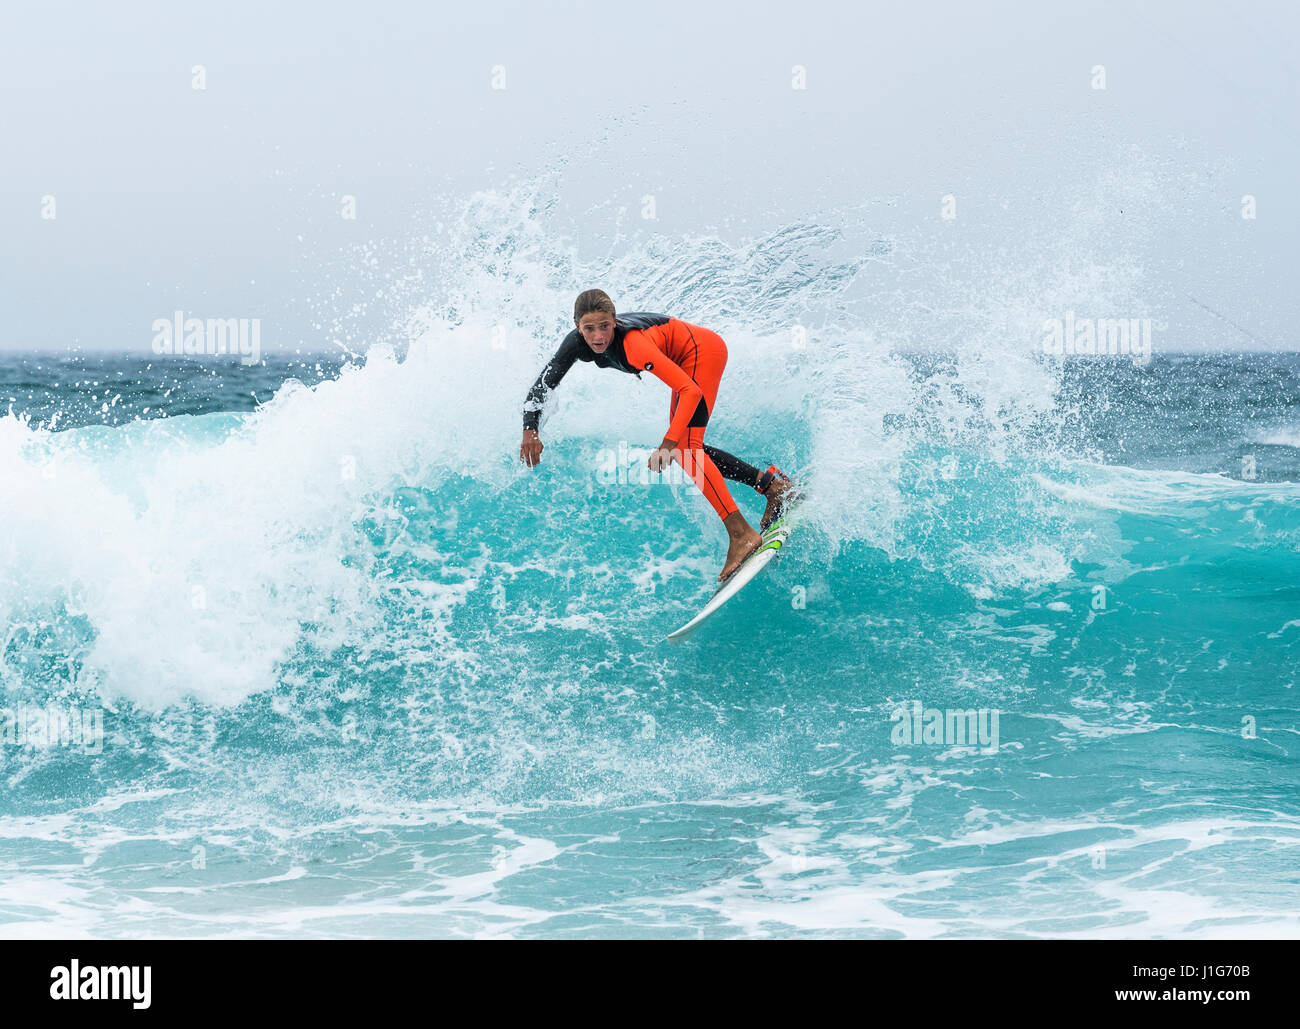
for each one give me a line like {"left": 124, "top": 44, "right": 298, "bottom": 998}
{"left": 667, "top": 510, "right": 798, "bottom": 642}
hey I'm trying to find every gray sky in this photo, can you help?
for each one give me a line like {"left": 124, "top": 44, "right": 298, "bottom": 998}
{"left": 2, "top": 0, "right": 1296, "bottom": 353}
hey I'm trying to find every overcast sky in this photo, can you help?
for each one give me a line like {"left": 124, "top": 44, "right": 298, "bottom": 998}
{"left": 2, "top": 0, "right": 1296, "bottom": 353}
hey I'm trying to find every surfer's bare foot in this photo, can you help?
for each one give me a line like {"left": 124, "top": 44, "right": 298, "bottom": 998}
{"left": 719, "top": 513, "right": 762, "bottom": 581}
{"left": 759, "top": 470, "right": 803, "bottom": 531}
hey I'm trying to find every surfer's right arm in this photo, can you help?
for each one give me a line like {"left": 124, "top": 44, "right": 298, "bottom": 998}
{"left": 520, "top": 332, "right": 583, "bottom": 468}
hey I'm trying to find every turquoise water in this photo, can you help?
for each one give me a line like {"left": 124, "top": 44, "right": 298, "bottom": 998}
{"left": 3, "top": 212, "right": 1300, "bottom": 937}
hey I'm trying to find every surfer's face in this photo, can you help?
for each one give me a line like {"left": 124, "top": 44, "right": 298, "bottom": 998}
{"left": 578, "top": 312, "right": 615, "bottom": 354}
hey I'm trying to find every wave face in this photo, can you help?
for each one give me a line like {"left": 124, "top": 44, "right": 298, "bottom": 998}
{"left": 2, "top": 184, "right": 1299, "bottom": 938}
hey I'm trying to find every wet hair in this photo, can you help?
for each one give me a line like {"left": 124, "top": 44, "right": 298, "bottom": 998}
{"left": 574, "top": 289, "right": 616, "bottom": 325}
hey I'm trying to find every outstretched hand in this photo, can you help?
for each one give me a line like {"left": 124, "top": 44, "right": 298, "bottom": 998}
{"left": 520, "top": 430, "right": 544, "bottom": 468}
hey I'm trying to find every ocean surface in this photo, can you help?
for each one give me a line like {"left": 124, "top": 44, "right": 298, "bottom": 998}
{"left": 3, "top": 211, "right": 1299, "bottom": 938}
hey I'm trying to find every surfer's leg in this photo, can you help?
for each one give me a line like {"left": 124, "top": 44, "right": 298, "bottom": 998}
{"left": 680, "top": 427, "right": 762, "bottom": 580}
{"left": 678, "top": 427, "right": 739, "bottom": 520}
{"left": 701, "top": 443, "right": 799, "bottom": 525}
{"left": 700, "top": 444, "right": 763, "bottom": 489}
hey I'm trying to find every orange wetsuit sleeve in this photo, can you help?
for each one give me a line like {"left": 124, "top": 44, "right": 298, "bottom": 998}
{"left": 621, "top": 332, "right": 704, "bottom": 443}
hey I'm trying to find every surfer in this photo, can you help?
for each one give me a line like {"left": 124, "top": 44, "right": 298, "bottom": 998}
{"left": 519, "top": 289, "right": 801, "bottom": 581}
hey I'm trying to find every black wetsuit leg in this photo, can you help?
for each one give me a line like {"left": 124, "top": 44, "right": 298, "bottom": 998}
{"left": 701, "top": 444, "right": 761, "bottom": 491}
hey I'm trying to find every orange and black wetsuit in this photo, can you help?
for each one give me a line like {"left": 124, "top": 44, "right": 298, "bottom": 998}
{"left": 523, "top": 313, "right": 767, "bottom": 520}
